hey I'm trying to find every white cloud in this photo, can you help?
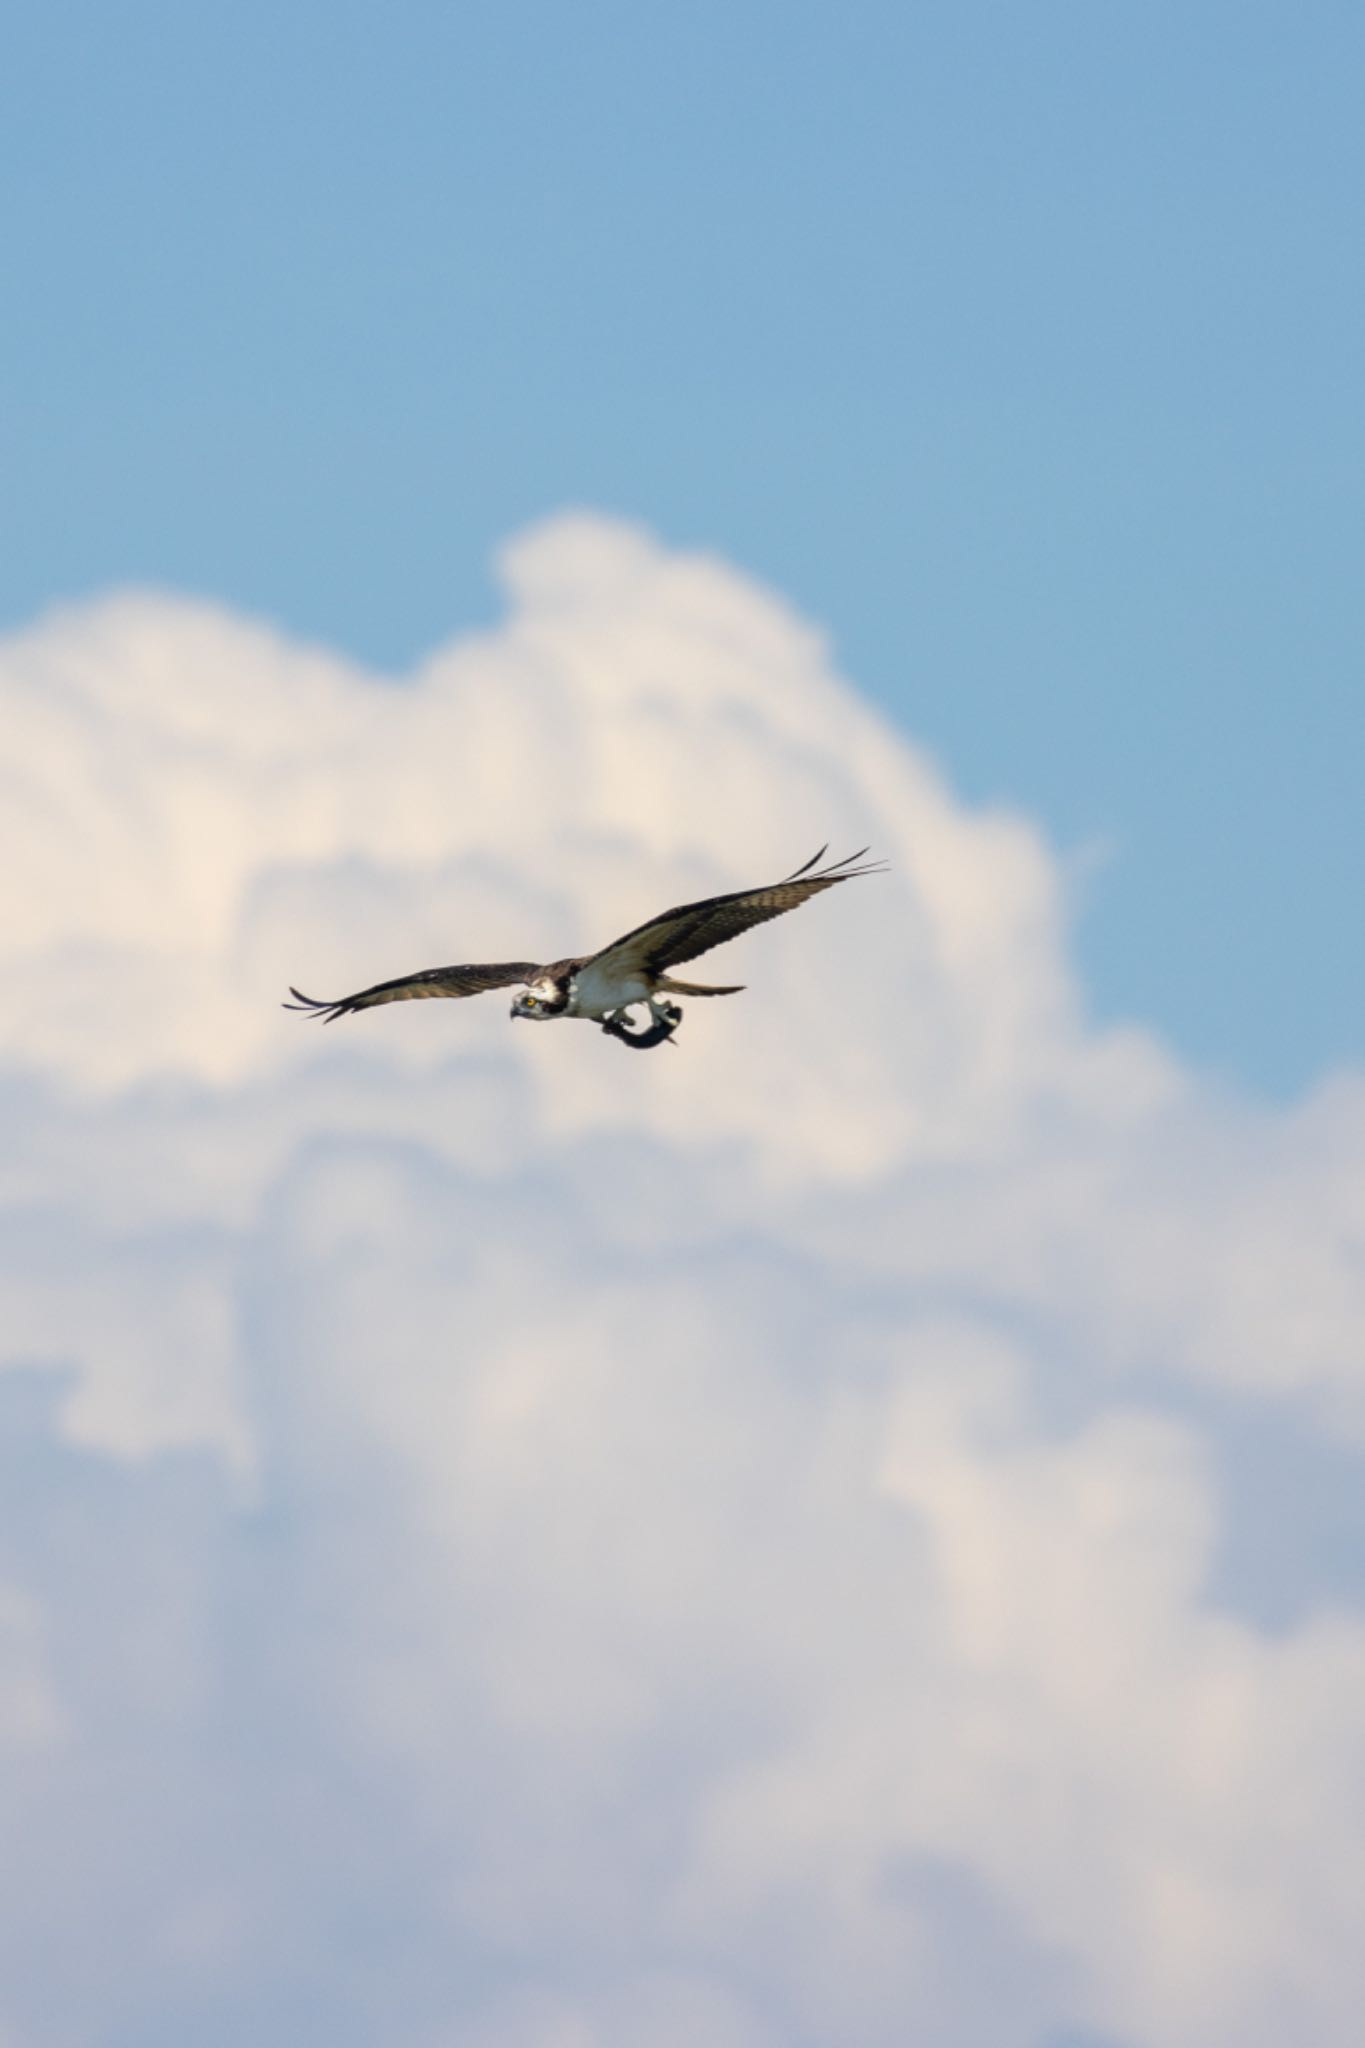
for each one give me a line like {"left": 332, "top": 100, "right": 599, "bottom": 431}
{"left": 0, "top": 513, "right": 1167, "bottom": 1167}
{"left": 1, "top": 515, "right": 1363, "bottom": 2046}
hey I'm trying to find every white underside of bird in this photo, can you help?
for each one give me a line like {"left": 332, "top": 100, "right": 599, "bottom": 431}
{"left": 532, "top": 962, "right": 667, "bottom": 1024}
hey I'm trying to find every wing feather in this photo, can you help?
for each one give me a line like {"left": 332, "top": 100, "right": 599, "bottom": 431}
{"left": 283, "top": 961, "right": 539, "bottom": 1023}
{"left": 586, "top": 848, "right": 885, "bottom": 980}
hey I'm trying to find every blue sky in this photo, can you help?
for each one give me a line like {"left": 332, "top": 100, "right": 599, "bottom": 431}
{"left": 5, "top": 1, "right": 1362, "bottom": 1094}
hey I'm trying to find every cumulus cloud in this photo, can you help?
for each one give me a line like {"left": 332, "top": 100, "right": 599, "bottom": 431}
{"left": 1, "top": 515, "right": 1363, "bottom": 2046}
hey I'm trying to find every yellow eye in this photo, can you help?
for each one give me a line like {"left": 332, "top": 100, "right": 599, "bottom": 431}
{"left": 524, "top": 996, "right": 538, "bottom": 1008}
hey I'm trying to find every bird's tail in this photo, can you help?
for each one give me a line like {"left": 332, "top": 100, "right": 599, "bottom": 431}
{"left": 657, "top": 977, "right": 745, "bottom": 997}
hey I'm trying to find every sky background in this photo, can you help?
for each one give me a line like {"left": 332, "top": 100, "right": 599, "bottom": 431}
{"left": 5, "top": 9, "right": 1365, "bottom": 2048}
{"left": 7, "top": 501, "right": 1365, "bottom": 2048}
{"left": 4, "top": 0, "right": 1362, "bottom": 1094}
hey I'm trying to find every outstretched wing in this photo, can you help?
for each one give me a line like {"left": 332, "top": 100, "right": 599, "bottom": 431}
{"left": 283, "top": 961, "right": 539, "bottom": 1024}
{"left": 586, "top": 846, "right": 885, "bottom": 980}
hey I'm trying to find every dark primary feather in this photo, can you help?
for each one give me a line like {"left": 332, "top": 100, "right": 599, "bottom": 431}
{"left": 283, "top": 961, "right": 539, "bottom": 1023}
{"left": 587, "top": 847, "right": 886, "bottom": 978}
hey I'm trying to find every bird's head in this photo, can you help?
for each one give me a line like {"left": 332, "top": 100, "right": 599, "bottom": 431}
{"left": 511, "top": 976, "right": 567, "bottom": 1021}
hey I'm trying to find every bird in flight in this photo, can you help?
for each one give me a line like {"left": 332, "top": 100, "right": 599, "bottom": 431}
{"left": 284, "top": 846, "right": 885, "bottom": 1050}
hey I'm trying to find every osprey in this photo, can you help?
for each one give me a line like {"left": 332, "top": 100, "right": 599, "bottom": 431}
{"left": 284, "top": 846, "right": 884, "bottom": 1050}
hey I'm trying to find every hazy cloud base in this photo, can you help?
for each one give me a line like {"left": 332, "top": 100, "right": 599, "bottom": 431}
{"left": 2, "top": 516, "right": 1363, "bottom": 2047}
